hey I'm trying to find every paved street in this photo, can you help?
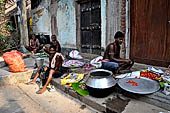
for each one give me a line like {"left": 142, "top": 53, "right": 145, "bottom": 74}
{"left": 0, "top": 86, "right": 47, "bottom": 113}
{"left": 0, "top": 83, "right": 169, "bottom": 113}
{"left": 0, "top": 84, "right": 96, "bottom": 113}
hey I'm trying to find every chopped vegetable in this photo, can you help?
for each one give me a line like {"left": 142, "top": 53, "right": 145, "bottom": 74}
{"left": 140, "top": 71, "right": 160, "bottom": 80}
{"left": 36, "top": 53, "right": 49, "bottom": 58}
{"left": 126, "top": 80, "right": 139, "bottom": 86}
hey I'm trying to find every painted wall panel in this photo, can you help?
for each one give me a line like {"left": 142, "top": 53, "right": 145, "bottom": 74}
{"left": 101, "top": 0, "right": 107, "bottom": 49}
{"left": 32, "top": 0, "right": 51, "bottom": 35}
{"left": 106, "top": 0, "right": 122, "bottom": 44}
{"left": 57, "top": 0, "right": 77, "bottom": 48}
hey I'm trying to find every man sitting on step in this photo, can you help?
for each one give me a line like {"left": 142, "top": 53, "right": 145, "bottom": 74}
{"left": 102, "top": 31, "right": 134, "bottom": 74}
{"left": 26, "top": 45, "right": 65, "bottom": 94}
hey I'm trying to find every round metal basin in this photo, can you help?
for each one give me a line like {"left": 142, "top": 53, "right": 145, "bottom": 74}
{"left": 35, "top": 58, "right": 44, "bottom": 67}
{"left": 86, "top": 69, "right": 116, "bottom": 89}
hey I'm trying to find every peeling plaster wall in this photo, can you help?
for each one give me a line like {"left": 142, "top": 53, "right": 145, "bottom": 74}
{"left": 50, "top": 2, "right": 58, "bottom": 37}
{"left": 106, "top": 0, "right": 123, "bottom": 57}
{"left": 31, "top": 0, "right": 123, "bottom": 55}
{"left": 57, "top": 0, "right": 76, "bottom": 49}
{"left": 101, "top": 0, "right": 107, "bottom": 50}
{"left": 106, "top": 0, "right": 122, "bottom": 44}
{"left": 32, "top": 0, "right": 51, "bottom": 35}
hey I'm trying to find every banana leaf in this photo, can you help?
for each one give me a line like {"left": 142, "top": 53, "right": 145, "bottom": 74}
{"left": 72, "top": 83, "right": 89, "bottom": 96}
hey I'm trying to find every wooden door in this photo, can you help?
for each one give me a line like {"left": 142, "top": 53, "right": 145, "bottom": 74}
{"left": 80, "top": 0, "right": 101, "bottom": 55}
{"left": 130, "top": 0, "right": 170, "bottom": 67}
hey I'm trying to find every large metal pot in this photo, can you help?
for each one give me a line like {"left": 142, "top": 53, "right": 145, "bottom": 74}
{"left": 85, "top": 69, "right": 116, "bottom": 97}
{"left": 86, "top": 69, "right": 116, "bottom": 89}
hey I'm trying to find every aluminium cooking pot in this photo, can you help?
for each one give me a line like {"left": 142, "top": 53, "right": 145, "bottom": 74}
{"left": 85, "top": 69, "right": 117, "bottom": 97}
{"left": 85, "top": 69, "right": 116, "bottom": 89}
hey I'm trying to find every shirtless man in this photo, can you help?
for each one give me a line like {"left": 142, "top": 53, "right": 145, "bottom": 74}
{"left": 102, "top": 31, "right": 134, "bottom": 73}
{"left": 44, "top": 35, "right": 61, "bottom": 53}
{"left": 25, "top": 34, "right": 41, "bottom": 55}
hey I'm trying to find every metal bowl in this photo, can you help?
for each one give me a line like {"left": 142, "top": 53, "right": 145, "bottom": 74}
{"left": 86, "top": 69, "right": 116, "bottom": 89}
{"left": 35, "top": 58, "right": 44, "bottom": 67}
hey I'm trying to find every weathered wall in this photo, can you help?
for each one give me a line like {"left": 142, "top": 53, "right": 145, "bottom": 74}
{"left": 106, "top": 0, "right": 122, "bottom": 44}
{"left": 106, "top": 0, "right": 127, "bottom": 58}
{"left": 101, "top": 0, "right": 107, "bottom": 50}
{"left": 32, "top": 0, "right": 51, "bottom": 35}
{"left": 32, "top": 0, "right": 76, "bottom": 48}
{"left": 31, "top": 0, "right": 126, "bottom": 57}
{"left": 50, "top": 1, "right": 58, "bottom": 36}
{"left": 56, "top": 0, "right": 76, "bottom": 49}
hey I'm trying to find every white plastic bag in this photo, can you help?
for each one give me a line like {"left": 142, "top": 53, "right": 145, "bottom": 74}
{"left": 69, "top": 50, "right": 83, "bottom": 59}
{"left": 90, "top": 56, "right": 103, "bottom": 68}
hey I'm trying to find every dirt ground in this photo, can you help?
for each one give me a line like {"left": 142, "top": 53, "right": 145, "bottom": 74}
{"left": 0, "top": 86, "right": 48, "bottom": 113}
{"left": 0, "top": 84, "right": 97, "bottom": 113}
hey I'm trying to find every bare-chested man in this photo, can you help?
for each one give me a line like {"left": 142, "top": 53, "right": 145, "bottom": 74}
{"left": 25, "top": 34, "right": 41, "bottom": 55}
{"left": 44, "top": 35, "right": 61, "bottom": 54}
{"left": 102, "top": 31, "right": 134, "bottom": 73}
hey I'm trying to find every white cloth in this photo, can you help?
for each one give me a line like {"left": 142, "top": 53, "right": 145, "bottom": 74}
{"left": 115, "top": 71, "right": 141, "bottom": 79}
{"left": 90, "top": 56, "right": 103, "bottom": 68}
{"left": 51, "top": 52, "right": 64, "bottom": 68}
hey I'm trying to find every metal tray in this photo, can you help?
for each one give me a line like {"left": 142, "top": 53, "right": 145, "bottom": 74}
{"left": 118, "top": 77, "right": 160, "bottom": 94}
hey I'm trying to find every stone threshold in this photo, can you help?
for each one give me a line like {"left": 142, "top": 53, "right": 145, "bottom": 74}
{"left": 52, "top": 78, "right": 130, "bottom": 113}
{"left": 51, "top": 76, "right": 170, "bottom": 112}
{"left": 52, "top": 77, "right": 170, "bottom": 112}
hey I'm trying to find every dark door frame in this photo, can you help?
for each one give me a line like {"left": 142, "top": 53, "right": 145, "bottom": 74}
{"left": 75, "top": 0, "right": 102, "bottom": 54}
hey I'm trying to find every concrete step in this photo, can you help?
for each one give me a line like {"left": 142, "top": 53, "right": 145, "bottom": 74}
{"left": 0, "top": 68, "right": 34, "bottom": 86}
{"left": 0, "top": 55, "right": 49, "bottom": 87}
{"left": 52, "top": 78, "right": 125, "bottom": 113}
{"left": 51, "top": 77, "right": 170, "bottom": 113}
{"left": 0, "top": 56, "right": 37, "bottom": 86}
{"left": 121, "top": 89, "right": 170, "bottom": 111}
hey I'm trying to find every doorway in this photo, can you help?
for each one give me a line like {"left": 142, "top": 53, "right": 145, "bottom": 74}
{"left": 79, "top": 0, "right": 101, "bottom": 55}
{"left": 130, "top": 0, "right": 170, "bottom": 67}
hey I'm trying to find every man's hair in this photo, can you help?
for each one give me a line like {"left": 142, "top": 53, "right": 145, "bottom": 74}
{"left": 29, "top": 34, "right": 36, "bottom": 39}
{"left": 114, "top": 31, "right": 124, "bottom": 39}
{"left": 51, "top": 35, "right": 56, "bottom": 39}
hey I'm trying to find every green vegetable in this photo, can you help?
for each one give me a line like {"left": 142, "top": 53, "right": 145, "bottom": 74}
{"left": 38, "top": 53, "right": 49, "bottom": 58}
{"left": 159, "top": 81, "right": 170, "bottom": 88}
{"left": 69, "top": 65, "right": 77, "bottom": 68}
{"left": 160, "top": 82, "right": 164, "bottom": 88}
{"left": 72, "top": 83, "right": 89, "bottom": 96}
